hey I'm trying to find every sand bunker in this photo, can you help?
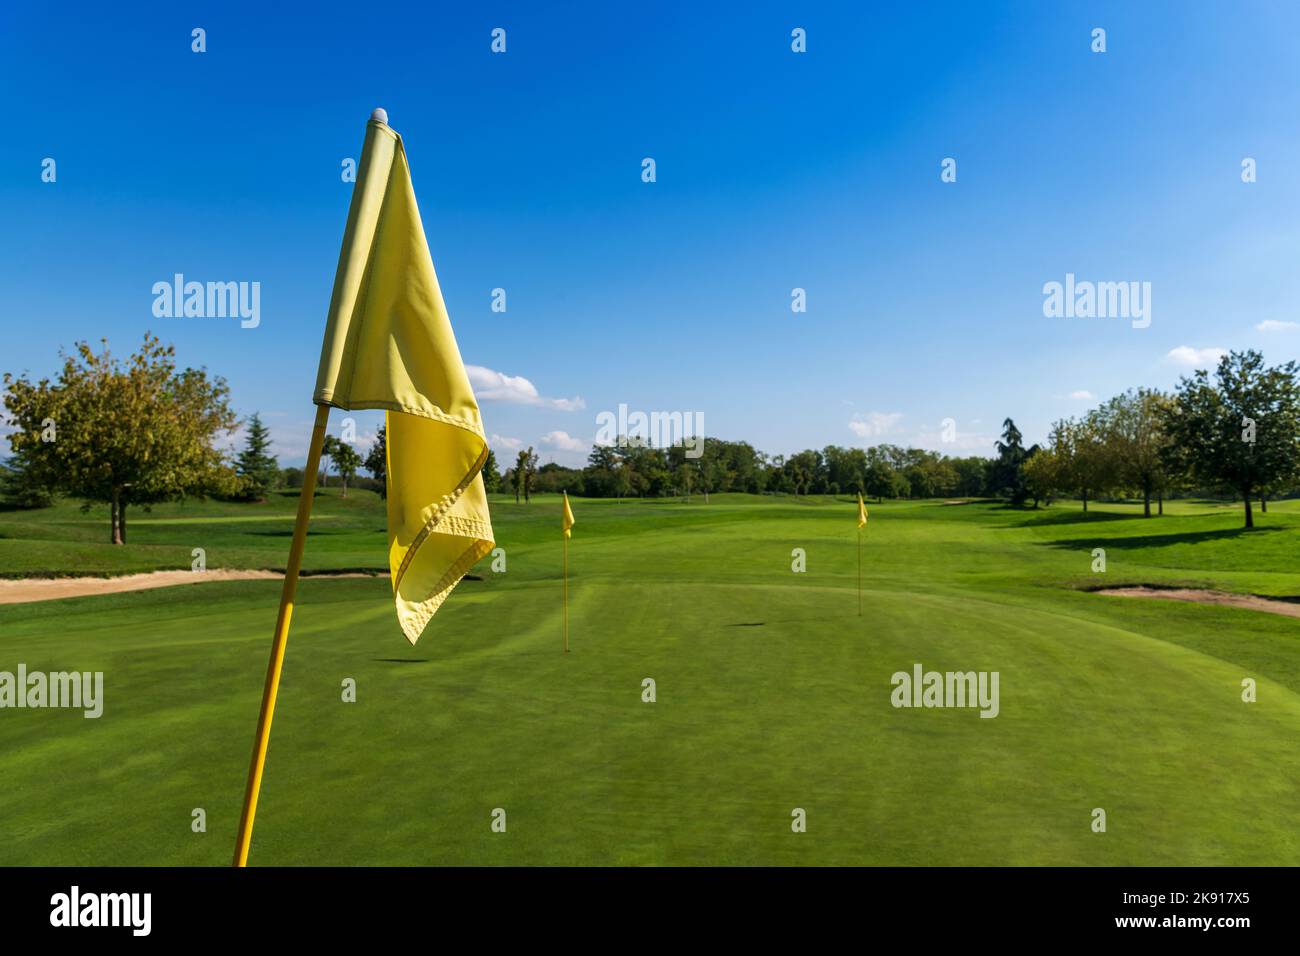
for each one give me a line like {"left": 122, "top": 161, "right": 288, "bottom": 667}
{"left": 0, "top": 569, "right": 384, "bottom": 605}
{"left": 1098, "top": 586, "right": 1300, "bottom": 619}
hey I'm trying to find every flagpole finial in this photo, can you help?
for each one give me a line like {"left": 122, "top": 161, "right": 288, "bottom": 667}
{"left": 371, "top": 107, "right": 388, "bottom": 124}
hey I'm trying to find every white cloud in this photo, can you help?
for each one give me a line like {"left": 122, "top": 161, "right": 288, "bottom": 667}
{"left": 1166, "top": 345, "right": 1227, "bottom": 367}
{"left": 540, "top": 430, "right": 586, "bottom": 452}
{"left": 1257, "top": 320, "right": 1298, "bottom": 332}
{"left": 1069, "top": 390, "right": 1094, "bottom": 400}
{"left": 490, "top": 433, "right": 523, "bottom": 452}
{"left": 466, "top": 365, "right": 584, "bottom": 411}
{"left": 847, "top": 411, "right": 904, "bottom": 439}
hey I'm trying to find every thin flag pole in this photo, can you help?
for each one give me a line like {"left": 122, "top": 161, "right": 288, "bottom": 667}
{"left": 563, "top": 532, "right": 569, "bottom": 654}
{"left": 857, "top": 526, "right": 862, "bottom": 617}
{"left": 233, "top": 403, "right": 331, "bottom": 867}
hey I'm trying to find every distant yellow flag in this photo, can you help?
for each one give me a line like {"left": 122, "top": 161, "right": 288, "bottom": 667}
{"left": 562, "top": 492, "right": 575, "bottom": 539}
{"left": 313, "top": 115, "right": 493, "bottom": 644}
{"left": 857, "top": 493, "right": 868, "bottom": 529}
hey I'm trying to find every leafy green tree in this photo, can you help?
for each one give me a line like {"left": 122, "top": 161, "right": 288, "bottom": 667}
{"left": 319, "top": 434, "right": 337, "bottom": 488}
{"left": 949, "top": 457, "right": 988, "bottom": 497}
{"left": 674, "top": 462, "right": 695, "bottom": 500}
{"left": 531, "top": 462, "right": 582, "bottom": 494}
{"left": 1096, "top": 389, "right": 1172, "bottom": 517}
{"left": 903, "top": 449, "right": 958, "bottom": 499}
{"left": 774, "top": 449, "right": 821, "bottom": 495}
{"left": 481, "top": 447, "right": 500, "bottom": 492}
{"left": 1021, "top": 446, "right": 1061, "bottom": 507}
{"left": 583, "top": 444, "right": 619, "bottom": 498}
{"left": 364, "top": 425, "right": 386, "bottom": 498}
{"left": 330, "top": 439, "right": 362, "bottom": 497}
{"left": 992, "top": 418, "right": 1035, "bottom": 505}
{"left": 235, "top": 413, "right": 279, "bottom": 502}
{"left": 612, "top": 444, "right": 635, "bottom": 501}
{"left": 0, "top": 446, "right": 54, "bottom": 509}
{"left": 863, "top": 450, "right": 895, "bottom": 502}
{"left": 513, "top": 447, "right": 538, "bottom": 502}
{"left": 3, "top": 334, "right": 236, "bottom": 544}
{"left": 1049, "top": 415, "right": 1112, "bottom": 511}
{"left": 1162, "top": 350, "right": 1300, "bottom": 528}
{"left": 623, "top": 443, "right": 671, "bottom": 496}
{"left": 823, "top": 445, "right": 867, "bottom": 497}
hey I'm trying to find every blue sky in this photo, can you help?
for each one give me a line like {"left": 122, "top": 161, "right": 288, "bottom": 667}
{"left": 3, "top": 1, "right": 1300, "bottom": 468}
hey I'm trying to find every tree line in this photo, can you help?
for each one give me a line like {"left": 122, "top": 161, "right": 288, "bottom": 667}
{"left": 1021, "top": 351, "right": 1300, "bottom": 528}
{"left": 4, "top": 337, "right": 1297, "bottom": 540}
{"left": 497, "top": 350, "right": 1300, "bottom": 529}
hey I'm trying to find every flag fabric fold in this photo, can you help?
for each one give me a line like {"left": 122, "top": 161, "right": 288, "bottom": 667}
{"left": 313, "top": 116, "right": 494, "bottom": 643}
{"left": 857, "top": 493, "right": 868, "bottom": 529}
{"left": 562, "top": 492, "right": 575, "bottom": 539}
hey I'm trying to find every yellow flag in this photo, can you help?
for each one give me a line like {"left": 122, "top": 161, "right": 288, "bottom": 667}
{"left": 857, "top": 493, "right": 868, "bottom": 529}
{"left": 562, "top": 491, "right": 575, "bottom": 539}
{"left": 314, "top": 115, "right": 493, "bottom": 643}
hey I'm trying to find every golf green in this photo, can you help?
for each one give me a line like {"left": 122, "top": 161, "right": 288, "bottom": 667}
{"left": 1, "top": 491, "right": 1297, "bottom": 865}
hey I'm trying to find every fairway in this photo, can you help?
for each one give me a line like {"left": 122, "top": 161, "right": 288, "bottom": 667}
{"left": 1, "top": 491, "right": 1298, "bottom": 865}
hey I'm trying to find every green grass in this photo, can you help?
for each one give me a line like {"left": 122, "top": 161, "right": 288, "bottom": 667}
{"left": 1, "top": 490, "right": 1298, "bottom": 865}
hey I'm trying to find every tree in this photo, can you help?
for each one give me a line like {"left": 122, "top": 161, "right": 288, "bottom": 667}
{"left": 235, "top": 413, "right": 279, "bottom": 501}
{"left": 679, "top": 461, "right": 696, "bottom": 500}
{"left": 697, "top": 456, "right": 716, "bottom": 503}
{"left": 364, "top": 425, "right": 387, "bottom": 498}
{"left": 1021, "top": 446, "right": 1063, "bottom": 507}
{"left": 863, "top": 448, "right": 895, "bottom": 502}
{"left": 513, "top": 447, "right": 538, "bottom": 503}
{"left": 319, "top": 435, "right": 334, "bottom": 488}
{"left": 903, "top": 449, "right": 958, "bottom": 499}
{"left": 1049, "top": 415, "right": 1112, "bottom": 511}
{"left": 3, "top": 334, "right": 236, "bottom": 544}
{"left": 481, "top": 448, "right": 500, "bottom": 493}
{"left": 532, "top": 462, "right": 583, "bottom": 494}
{"left": 526, "top": 448, "right": 539, "bottom": 501}
{"left": 823, "top": 445, "right": 867, "bottom": 497}
{"left": 330, "top": 439, "right": 362, "bottom": 497}
{"left": 949, "top": 456, "right": 988, "bottom": 497}
{"left": 582, "top": 444, "right": 619, "bottom": 498}
{"left": 0, "top": 446, "right": 54, "bottom": 509}
{"left": 992, "top": 418, "right": 1035, "bottom": 505}
{"left": 1097, "top": 389, "right": 1171, "bottom": 517}
{"left": 1162, "top": 350, "right": 1300, "bottom": 528}
{"left": 614, "top": 450, "right": 635, "bottom": 501}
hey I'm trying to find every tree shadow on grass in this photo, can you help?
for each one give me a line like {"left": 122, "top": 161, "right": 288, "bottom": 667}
{"left": 1041, "top": 524, "right": 1287, "bottom": 551}
{"left": 1010, "top": 509, "right": 1139, "bottom": 528}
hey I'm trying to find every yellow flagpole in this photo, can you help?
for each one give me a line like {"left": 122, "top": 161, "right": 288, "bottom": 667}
{"left": 563, "top": 533, "right": 569, "bottom": 654}
{"left": 857, "top": 526, "right": 862, "bottom": 617}
{"left": 232, "top": 403, "right": 330, "bottom": 867}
